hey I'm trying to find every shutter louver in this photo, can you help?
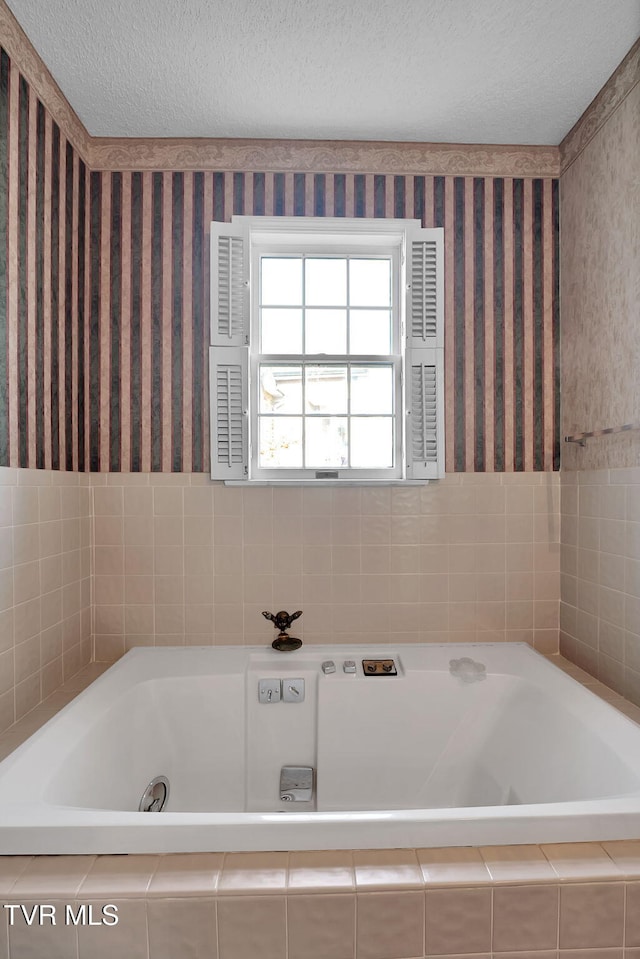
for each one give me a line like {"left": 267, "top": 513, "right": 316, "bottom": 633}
{"left": 210, "top": 222, "right": 249, "bottom": 347}
{"left": 407, "top": 226, "right": 443, "bottom": 350}
{"left": 411, "top": 240, "right": 438, "bottom": 342}
{"left": 217, "top": 236, "right": 245, "bottom": 340}
{"left": 210, "top": 347, "right": 248, "bottom": 480}
{"left": 406, "top": 349, "right": 444, "bottom": 479}
{"left": 411, "top": 362, "right": 438, "bottom": 464}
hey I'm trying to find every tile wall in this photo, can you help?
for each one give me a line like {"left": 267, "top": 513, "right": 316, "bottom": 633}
{"left": 90, "top": 471, "right": 560, "bottom": 660}
{"left": 3, "top": 838, "right": 640, "bottom": 959}
{"left": 0, "top": 467, "right": 92, "bottom": 734}
{"left": 560, "top": 466, "right": 640, "bottom": 703}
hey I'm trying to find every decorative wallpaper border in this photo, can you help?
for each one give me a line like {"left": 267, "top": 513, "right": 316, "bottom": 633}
{"left": 88, "top": 138, "right": 560, "bottom": 178}
{"left": 560, "top": 35, "right": 640, "bottom": 173}
{"left": 0, "top": 0, "right": 89, "bottom": 161}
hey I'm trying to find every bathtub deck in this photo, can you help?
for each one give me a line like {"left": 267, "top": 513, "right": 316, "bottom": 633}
{"left": 1, "top": 655, "right": 640, "bottom": 957}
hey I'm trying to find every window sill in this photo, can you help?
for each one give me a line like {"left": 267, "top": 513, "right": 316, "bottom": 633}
{"left": 219, "top": 479, "right": 431, "bottom": 487}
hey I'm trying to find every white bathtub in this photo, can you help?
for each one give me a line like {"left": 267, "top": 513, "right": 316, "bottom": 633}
{"left": 1, "top": 642, "right": 640, "bottom": 854}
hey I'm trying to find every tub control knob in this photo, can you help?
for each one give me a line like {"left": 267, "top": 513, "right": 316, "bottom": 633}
{"left": 321, "top": 660, "right": 336, "bottom": 674}
{"left": 343, "top": 660, "right": 356, "bottom": 673}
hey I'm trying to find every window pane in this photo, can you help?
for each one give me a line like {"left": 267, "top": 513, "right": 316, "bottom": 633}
{"left": 305, "top": 366, "right": 347, "bottom": 414}
{"left": 261, "top": 308, "right": 302, "bottom": 353}
{"left": 351, "top": 417, "right": 394, "bottom": 468}
{"left": 305, "top": 309, "right": 347, "bottom": 354}
{"left": 349, "top": 259, "right": 391, "bottom": 307}
{"left": 259, "top": 417, "right": 302, "bottom": 468}
{"left": 349, "top": 309, "right": 392, "bottom": 354}
{"left": 351, "top": 366, "right": 394, "bottom": 415}
{"left": 305, "top": 258, "right": 347, "bottom": 306}
{"left": 305, "top": 417, "right": 348, "bottom": 468}
{"left": 259, "top": 366, "right": 302, "bottom": 414}
{"left": 261, "top": 258, "right": 302, "bottom": 306}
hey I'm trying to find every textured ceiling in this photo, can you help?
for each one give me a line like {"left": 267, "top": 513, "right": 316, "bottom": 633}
{"left": 6, "top": 0, "right": 640, "bottom": 143}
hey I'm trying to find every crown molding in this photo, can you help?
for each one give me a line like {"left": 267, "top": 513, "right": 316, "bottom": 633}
{"left": 89, "top": 137, "right": 559, "bottom": 177}
{"left": 0, "top": 0, "right": 91, "bottom": 161}
{"left": 560, "top": 35, "right": 640, "bottom": 174}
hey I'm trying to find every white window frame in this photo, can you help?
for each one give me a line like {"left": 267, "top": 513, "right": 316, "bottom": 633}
{"left": 210, "top": 216, "right": 444, "bottom": 486}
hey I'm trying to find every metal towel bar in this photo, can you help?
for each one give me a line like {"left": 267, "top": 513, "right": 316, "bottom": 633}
{"left": 564, "top": 422, "right": 640, "bottom": 447}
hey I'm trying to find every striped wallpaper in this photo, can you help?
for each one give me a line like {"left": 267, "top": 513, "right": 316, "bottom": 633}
{"left": 0, "top": 45, "right": 560, "bottom": 473}
{"left": 0, "top": 46, "right": 87, "bottom": 470}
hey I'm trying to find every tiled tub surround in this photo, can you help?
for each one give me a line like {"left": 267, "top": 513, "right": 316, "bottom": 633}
{"left": 0, "top": 467, "right": 92, "bottom": 735}
{"left": 91, "top": 471, "right": 560, "bottom": 659}
{"left": 560, "top": 466, "right": 640, "bottom": 701}
{"left": 2, "top": 840, "right": 640, "bottom": 959}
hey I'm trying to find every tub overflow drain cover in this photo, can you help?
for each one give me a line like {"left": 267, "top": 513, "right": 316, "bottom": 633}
{"left": 139, "top": 775, "right": 170, "bottom": 813}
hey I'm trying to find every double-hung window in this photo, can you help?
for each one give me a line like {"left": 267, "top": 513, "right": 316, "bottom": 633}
{"left": 210, "top": 217, "right": 444, "bottom": 484}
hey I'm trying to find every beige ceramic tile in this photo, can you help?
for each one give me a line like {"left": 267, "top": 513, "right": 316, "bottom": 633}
{"left": 147, "top": 897, "right": 217, "bottom": 959}
{"left": 494, "top": 953, "right": 557, "bottom": 959}
{"left": 353, "top": 850, "right": 423, "bottom": 890}
{"left": 480, "top": 845, "right": 556, "bottom": 882}
{"left": 217, "top": 896, "right": 286, "bottom": 959}
{"left": 7, "top": 899, "right": 78, "bottom": 959}
{"left": 147, "top": 853, "right": 223, "bottom": 897}
{"left": 0, "top": 857, "right": 33, "bottom": 895}
{"left": 77, "top": 899, "right": 147, "bottom": 959}
{"left": 93, "top": 487, "right": 123, "bottom": 516}
{"left": 625, "top": 882, "right": 640, "bottom": 946}
{"left": 357, "top": 891, "right": 424, "bottom": 959}
{"left": 417, "top": 847, "right": 490, "bottom": 885}
{"left": 12, "top": 856, "right": 95, "bottom": 898}
{"left": 559, "top": 882, "right": 625, "bottom": 948}
{"left": 425, "top": 888, "right": 492, "bottom": 956}
{"left": 287, "top": 851, "right": 355, "bottom": 893}
{"left": 218, "top": 852, "right": 288, "bottom": 895}
{"left": 288, "top": 894, "right": 355, "bottom": 959}
{"left": 559, "top": 951, "right": 623, "bottom": 959}
{"left": 601, "top": 840, "right": 640, "bottom": 875}
{"left": 492, "top": 885, "right": 559, "bottom": 952}
{"left": 541, "top": 842, "right": 621, "bottom": 879}
{"left": 78, "top": 855, "right": 158, "bottom": 897}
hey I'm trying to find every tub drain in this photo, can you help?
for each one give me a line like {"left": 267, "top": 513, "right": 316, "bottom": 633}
{"left": 139, "top": 775, "right": 170, "bottom": 812}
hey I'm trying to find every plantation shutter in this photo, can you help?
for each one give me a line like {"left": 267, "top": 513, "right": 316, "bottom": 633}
{"left": 210, "top": 222, "right": 250, "bottom": 347}
{"left": 210, "top": 222, "right": 249, "bottom": 479}
{"left": 405, "top": 226, "right": 444, "bottom": 479}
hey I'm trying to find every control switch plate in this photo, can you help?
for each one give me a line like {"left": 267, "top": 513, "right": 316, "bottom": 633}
{"left": 282, "top": 678, "right": 305, "bottom": 702}
{"left": 258, "top": 679, "right": 281, "bottom": 703}
{"left": 280, "top": 765, "right": 314, "bottom": 802}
